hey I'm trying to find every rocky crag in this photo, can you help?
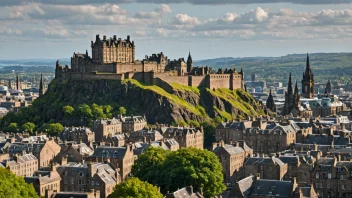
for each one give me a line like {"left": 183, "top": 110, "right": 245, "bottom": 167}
{"left": 34, "top": 78, "right": 264, "bottom": 125}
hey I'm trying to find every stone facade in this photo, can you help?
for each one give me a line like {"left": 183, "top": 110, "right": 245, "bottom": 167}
{"left": 93, "top": 118, "right": 122, "bottom": 142}
{"left": 162, "top": 126, "right": 204, "bottom": 149}
{"left": 55, "top": 34, "right": 245, "bottom": 91}
{"left": 121, "top": 116, "right": 147, "bottom": 133}
{"left": 56, "top": 161, "right": 120, "bottom": 198}
{"left": 87, "top": 145, "right": 134, "bottom": 180}
{"left": 212, "top": 141, "right": 253, "bottom": 184}
{"left": 1, "top": 153, "right": 38, "bottom": 177}
{"left": 25, "top": 165, "right": 61, "bottom": 197}
{"left": 54, "top": 142, "right": 94, "bottom": 164}
{"left": 60, "top": 127, "right": 95, "bottom": 145}
{"left": 244, "top": 156, "right": 288, "bottom": 180}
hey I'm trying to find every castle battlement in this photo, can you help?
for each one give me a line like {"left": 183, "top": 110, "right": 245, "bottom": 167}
{"left": 55, "top": 34, "right": 245, "bottom": 90}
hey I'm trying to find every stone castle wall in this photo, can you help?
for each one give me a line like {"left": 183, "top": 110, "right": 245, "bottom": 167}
{"left": 56, "top": 67, "right": 244, "bottom": 90}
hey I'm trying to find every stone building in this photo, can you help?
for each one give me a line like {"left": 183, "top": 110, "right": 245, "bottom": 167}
{"left": 302, "top": 54, "right": 314, "bottom": 99}
{"left": 47, "top": 190, "right": 100, "bottom": 198}
{"left": 103, "top": 134, "right": 126, "bottom": 147}
{"left": 1, "top": 152, "right": 38, "bottom": 177}
{"left": 232, "top": 175, "right": 317, "bottom": 198}
{"left": 242, "top": 124, "right": 297, "bottom": 154}
{"left": 212, "top": 141, "right": 253, "bottom": 184}
{"left": 121, "top": 116, "right": 147, "bottom": 133}
{"left": 60, "top": 127, "right": 95, "bottom": 145}
{"left": 311, "top": 157, "right": 352, "bottom": 197}
{"left": 87, "top": 145, "right": 134, "bottom": 180}
{"left": 93, "top": 118, "right": 122, "bottom": 142}
{"left": 54, "top": 142, "right": 94, "bottom": 164}
{"left": 127, "top": 129, "right": 163, "bottom": 143}
{"left": 56, "top": 161, "right": 120, "bottom": 198}
{"left": 161, "top": 126, "right": 204, "bottom": 149}
{"left": 244, "top": 156, "right": 288, "bottom": 180}
{"left": 166, "top": 186, "right": 204, "bottom": 198}
{"left": 8, "top": 138, "right": 61, "bottom": 168}
{"left": 25, "top": 164, "right": 61, "bottom": 197}
{"left": 279, "top": 155, "right": 314, "bottom": 185}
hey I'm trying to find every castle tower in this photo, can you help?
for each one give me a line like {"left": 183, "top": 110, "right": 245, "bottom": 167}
{"left": 301, "top": 54, "right": 314, "bottom": 99}
{"left": 187, "top": 51, "right": 193, "bottom": 73}
{"left": 39, "top": 73, "right": 45, "bottom": 97}
{"left": 266, "top": 89, "right": 276, "bottom": 112}
{"left": 16, "top": 75, "right": 21, "bottom": 90}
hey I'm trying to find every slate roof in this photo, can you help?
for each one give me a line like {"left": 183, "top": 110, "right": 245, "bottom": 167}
{"left": 237, "top": 175, "right": 254, "bottom": 196}
{"left": 245, "top": 157, "right": 285, "bottom": 167}
{"left": 214, "top": 144, "right": 245, "bottom": 156}
{"left": 166, "top": 186, "right": 204, "bottom": 198}
{"left": 91, "top": 146, "right": 127, "bottom": 159}
{"left": 250, "top": 179, "right": 293, "bottom": 197}
{"left": 279, "top": 156, "right": 299, "bottom": 165}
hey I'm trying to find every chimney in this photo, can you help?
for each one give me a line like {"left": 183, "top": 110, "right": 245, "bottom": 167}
{"left": 103, "top": 35, "right": 107, "bottom": 40}
{"left": 212, "top": 142, "right": 217, "bottom": 151}
{"left": 255, "top": 173, "right": 260, "bottom": 180}
{"left": 143, "top": 136, "right": 147, "bottom": 143}
{"left": 113, "top": 35, "right": 117, "bottom": 40}
{"left": 127, "top": 35, "right": 130, "bottom": 41}
{"left": 341, "top": 123, "right": 346, "bottom": 131}
{"left": 337, "top": 154, "right": 341, "bottom": 162}
{"left": 96, "top": 34, "right": 100, "bottom": 40}
{"left": 313, "top": 143, "right": 318, "bottom": 151}
{"left": 220, "top": 140, "right": 225, "bottom": 147}
{"left": 190, "top": 186, "right": 193, "bottom": 195}
{"left": 291, "top": 177, "right": 297, "bottom": 190}
{"left": 235, "top": 141, "right": 240, "bottom": 147}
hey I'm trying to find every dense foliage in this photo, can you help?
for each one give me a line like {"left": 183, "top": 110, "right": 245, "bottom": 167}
{"left": 132, "top": 147, "right": 226, "bottom": 198}
{"left": 108, "top": 178, "right": 163, "bottom": 198}
{"left": 0, "top": 167, "right": 39, "bottom": 198}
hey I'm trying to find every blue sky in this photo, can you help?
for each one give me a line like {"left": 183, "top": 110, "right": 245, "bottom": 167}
{"left": 1, "top": 1, "right": 352, "bottom": 60}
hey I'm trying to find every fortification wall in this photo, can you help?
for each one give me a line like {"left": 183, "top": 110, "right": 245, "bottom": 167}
{"left": 115, "top": 63, "right": 143, "bottom": 73}
{"left": 208, "top": 74, "right": 231, "bottom": 90}
{"left": 154, "top": 73, "right": 189, "bottom": 86}
{"left": 59, "top": 72, "right": 123, "bottom": 81}
{"left": 232, "top": 74, "right": 243, "bottom": 89}
{"left": 189, "top": 76, "right": 206, "bottom": 87}
{"left": 88, "top": 63, "right": 116, "bottom": 73}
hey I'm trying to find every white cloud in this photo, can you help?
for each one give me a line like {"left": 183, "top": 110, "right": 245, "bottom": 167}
{"left": 135, "top": 4, "right": 172, "bottom": 19}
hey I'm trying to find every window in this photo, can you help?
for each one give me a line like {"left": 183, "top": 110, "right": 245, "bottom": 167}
{"left": 342, "top": 184, "right": 346, "bottom": 190}
{"left": 316, "top": 173, "right": 319, "bottom": 179}
{"left": 79, "top": 172, "right": 84, "bottom": 177}
{"left": 71, "top": 178, "right": 74, "bottom": 184}
{"left": 91, "top": 181, "right": 95, "bottom": 186}
{"left": 340, "top": 175, "right": 346, "bottom": 180}
{"left": 328, "top": 173, "right": 332, "bottom": 179}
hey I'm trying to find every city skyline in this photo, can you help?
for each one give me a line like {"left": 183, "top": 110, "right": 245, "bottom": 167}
{"left": 1, "top": 1, "right": 352, "bottom": 59}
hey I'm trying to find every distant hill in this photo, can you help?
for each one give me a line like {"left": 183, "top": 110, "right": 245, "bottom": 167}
{"left": 194, "top": 53, "right": 352, "bottom": 84}
{"left": 0, "top": 58, "right": 70, "bottom": 67}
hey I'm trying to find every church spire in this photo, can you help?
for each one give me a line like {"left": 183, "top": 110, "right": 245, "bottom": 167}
{"left": 294, "top": 81, "right": 299, "bottom": 95}
{"left": 287, "top": 73, "right": 293, "bottom": 95}
{"left": 39, "top": 73, "right": 45, "bottom": 97}
{"left": 306, "top": 53, "right": 311, "bottom": 75}
{"left": 16, "top": 75, "right": 21, "bottom": 90}
{"left": 186, "top": 50, "right": 193, "bottom": 73}
{"left": 266, "top": 89, "right": 276, "bottom": 112}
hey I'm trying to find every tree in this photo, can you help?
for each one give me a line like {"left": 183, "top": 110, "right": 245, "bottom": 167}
{"left": 62, "top": 105, "right": 75, "bottom": 118}
{"left": 3, "top": 122, "right": 19, "bottom": 133}
{"left": 0, "top": 167, "right": 39, "bottom": 198}
{"left": 118, "top": 106, "right": 127, "bottom": 115}
{"left": 132, "top": 147, "right": 226, "bottom": 198}
{"left": 77, "top": 104, "right": 93, "bottom": 118}
{"left": 132, "top": 147, "right": 168, "bottom": 184}
{"left": 104, "top": 105, "right": 113, "bottom": 114}
{"left": 108, "top": 178, "right": 163, "bottom": 198}
{"left": 21, "top": 122, "right": 36, "bottom": 133}
{"left": 40, "top": 123, "right": 64, "bottom": 136}
{"left": 91, "top": 103, "right": 105, "bottom": 120}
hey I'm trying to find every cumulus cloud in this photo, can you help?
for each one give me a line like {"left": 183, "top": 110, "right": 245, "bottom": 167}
{"left": 135, "top": 4, "right": 172, "bottom": 19}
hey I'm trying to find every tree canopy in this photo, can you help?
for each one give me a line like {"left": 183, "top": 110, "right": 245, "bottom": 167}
{"left": 0, "top": 167, "right": 39, "bottom": 198}
{"left": 132, "top": 147, "right": 226, "bottom": 198}
{"left": 108, "top": 178, "right": 163, "bottom": 198}
{"left": 118, "top": 106, "right": 127, "bottom": 115}
{"left": 21, "top": 122, "right": 36, "bottom": 133}
{"left": 39, "top": 123, "right": 64, "bottom": 136}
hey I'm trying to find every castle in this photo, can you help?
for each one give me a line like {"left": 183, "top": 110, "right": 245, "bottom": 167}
{"left": 55, "top": 34, "right": 245, "bottom": 90}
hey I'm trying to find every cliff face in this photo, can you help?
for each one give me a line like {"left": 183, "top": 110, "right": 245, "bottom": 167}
{"left": 35, "top": 79, "right": 263, "bottom": 124}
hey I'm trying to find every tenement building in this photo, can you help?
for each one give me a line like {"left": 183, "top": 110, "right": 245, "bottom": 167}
{"left": 59, "top": 127, "right": 95, "bottom": 144}
{"left": 161, "top": 126, "right": 204, "bottom": 149}
{"left": 55, "top": 34, "right": 245, "bottom": 91}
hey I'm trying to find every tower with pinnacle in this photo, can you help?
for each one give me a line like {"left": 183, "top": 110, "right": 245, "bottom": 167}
{"left": 283, "top": 73, "right": 300, "bottom": 116}
{"left": 266, "top": 89, "right": 276, "bottom": 112}
{"left": 39, "top": 73, "right": 45, "bottom": 97}
{"left": 301, "top": 54, "right": 314, "bottom": 99}
{"left": 16, "top": 75, "right": 21, "bottom": 91}
{"left": 186, "top": 51, "right": 193, "bottom": 73}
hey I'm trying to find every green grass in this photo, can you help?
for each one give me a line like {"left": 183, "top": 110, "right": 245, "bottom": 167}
{"left": 207, "top": 88, "right": 260, "bottom": 116}
{"left": 123, "top": 79, "right": 206, "bottom": 116}
{"left": 213, "top": 107, "right": 232, "bottom": 121}
{"left": 170, "top": 82, "right": 200, "bottom": 96}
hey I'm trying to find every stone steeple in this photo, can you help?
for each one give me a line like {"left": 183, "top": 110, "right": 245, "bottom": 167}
{"left": 39, "top": 73, "right": 45, "bottom": 97}
{"left": 16, "top": 75, "right": 21, "bottom": 90}
{"left": 302, "top": 53, "right": 314, "bottom": 99}
{"left": 283, "top": 74, "right": 300, "bottom": 116}
{"left": 187, "top": 50, "right": 193, "bottom": 73}
{"left": 288, "top": 73, "right": 293, "bottom": 95}
{"left": 266, "top": 89, "right": 276, "bottom": 112}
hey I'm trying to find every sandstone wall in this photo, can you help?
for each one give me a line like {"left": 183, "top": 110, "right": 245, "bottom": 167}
{"left": 208, "top": 74, "right": 231, "bottom": 89}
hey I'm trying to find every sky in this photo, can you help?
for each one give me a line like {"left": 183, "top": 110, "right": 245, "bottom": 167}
{"left": 1, "top": 1, "right": 352, "bottom": 60}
